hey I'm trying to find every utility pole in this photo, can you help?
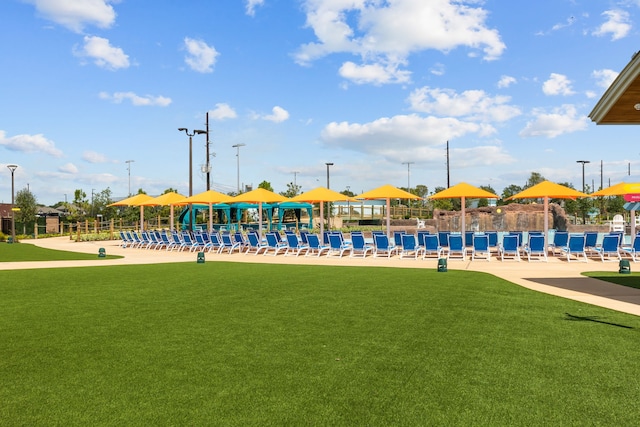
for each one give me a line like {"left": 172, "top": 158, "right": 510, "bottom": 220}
{"left": 446, "top": 141, "right": 450, "bottom": 188}
{"left": 205, "top": 112, "right": 211, "bottom": 191}
{"left": 125, "top": 160, "right": 135, "bottom": 196}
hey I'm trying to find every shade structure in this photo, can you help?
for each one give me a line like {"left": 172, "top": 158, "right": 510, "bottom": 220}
{"left": 180, "top": 190, "right": 233, "bottom": 231}
{"left": 507, "top": 181, "right": 588, "bottom": 250}
{"left": 230, "top": 188, "right": 289, "bottom": 237}
{"left": 108, "top": 193, "right": 156, "bottom": 232}
{"left": 357, "top": 184, "right": 421, "bottom": 237}
{"left": 138, "top": 191, "right": 187, "bottom": 231}
{"left": 591, "top": 182, "right": 640, "bottom": 236}
{"left": 429, "top": 183, "right": 499, "bottom": 242}
{"left": 290, "top": 187, "right": 356, "bottom": 236}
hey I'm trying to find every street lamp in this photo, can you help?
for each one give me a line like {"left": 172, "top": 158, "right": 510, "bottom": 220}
{"left": 7, "top": 164, "right": 18, "bottom": 243}
{"left": 325, "top": 162, "right": 334, "bottom": 229}
{"left": 232, "top": 143, "right": 246, "bottom": 193}
{"left": 178, "top": 128, "right": 206, "bottom": 230}
{"left": 576, "top": 160, "right": 590, "bottom": 225}
{"left": 125, "top": 160, "right": 135, "bottom": 196}
{"left": 402, "top": 161, "right": 414, "bottom": 190}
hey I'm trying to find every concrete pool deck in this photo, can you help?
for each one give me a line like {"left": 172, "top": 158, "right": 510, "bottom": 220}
{"left": 3, "top": 236, "right": 640, "bottom": 317}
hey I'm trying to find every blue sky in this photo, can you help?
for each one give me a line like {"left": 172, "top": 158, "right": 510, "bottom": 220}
{"left": 2, "top": 0, "right": 640, "bottom": 205}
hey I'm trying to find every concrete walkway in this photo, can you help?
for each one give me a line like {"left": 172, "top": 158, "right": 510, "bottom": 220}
{"left": 5, "top": 236, "right": 640, "bottom": 317}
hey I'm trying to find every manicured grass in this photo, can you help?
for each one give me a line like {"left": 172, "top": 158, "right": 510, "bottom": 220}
{"left": 584, "top": 271, "right": 640, "bottom": 289}
{"left": 2, "top": 262, "right": 640, "bottom": 425}
{"left": 0, "top": 241, "right": 121, "bottom": 262}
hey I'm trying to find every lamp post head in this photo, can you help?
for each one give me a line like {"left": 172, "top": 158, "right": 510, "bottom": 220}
{"left": 576, "top": 160, "right": 590, "bottom": 164}
{"left": 232, "top": 143, "right": 246, "bottom": 148}
{"left": 178, "top": 128, "right": 187, "bottom": 132}
{"left": 7, "top": 164, "right": 18, "bottom": 173}
{"left": 325, "top": 162, "right": 334, "bottom": 166}
{"left": 194, "top": 129, "right": 207, "bottom": 135}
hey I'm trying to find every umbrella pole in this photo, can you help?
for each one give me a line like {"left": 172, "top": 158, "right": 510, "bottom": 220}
{"left": 140, "top": 206, "right": 144, "bottom": 232}
{"left": 544, "top": 197, "right": 549, "bottom": 252}
{"left": 209, "top": 204, "right": 213, "bottom": 233}
{"left": 386, "top": 198, "right": 391, "bottom": 238}
{"left": 631, "top": 209, "right": 636, "bottom": 240}
{"left": 320, "top": 203, "right": 324, "bottom": 237}
{"left": 461, "top": 196, "right": 466, "bottom": 240}
{"left": 170, "top": 206, "right": 174, "bottom": 231}
{"left": 258, "top": 202, "right": 263, "bottom": 240}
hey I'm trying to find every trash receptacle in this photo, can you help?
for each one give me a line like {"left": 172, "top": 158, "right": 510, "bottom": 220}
{"left": 437, "top": 258, "right": 447, "bottom": 272}
{"left": 619, "top": 259, "right": 631, "bottom": 274}
{"left": 197, "top": 252, "right": 205, "bottom": 264}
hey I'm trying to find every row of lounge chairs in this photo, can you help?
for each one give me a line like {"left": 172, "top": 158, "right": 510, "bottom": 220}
{"left": 118, "top": 229, "right": 640, "bottom": 262}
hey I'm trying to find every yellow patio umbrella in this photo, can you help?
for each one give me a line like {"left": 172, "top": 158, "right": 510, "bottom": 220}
{"left": 357, "top": 184, "right": 421, "bottom": 237}
{"left": 179, "top": 190, "right": 233, "bottom": 231}
{"left": 290, "top": 187, "right": 357, "bottom": 237}
{"left": 507, "top": 180, "right": 588, "bottom": 249}
{"left": 138, "top": 192, "right": 187, "bottom": 231}
{"left": 108, "top": 193, "right": 156, "bottom": 231}
{"left": 590, "top": 182, "right": 640, "bottom": 236}
{"left": 429, "top": 182, "right": 498, "bottom": 242}
{"left": 230, "top": 188, "right": 289, "bottom": 237}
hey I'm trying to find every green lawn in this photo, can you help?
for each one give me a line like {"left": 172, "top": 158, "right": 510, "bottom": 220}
{"left": 2, "top": 262, "right": 640, "bottom": 425}
{"left": 0, "top": 241, "right": 121, "bottom": 261}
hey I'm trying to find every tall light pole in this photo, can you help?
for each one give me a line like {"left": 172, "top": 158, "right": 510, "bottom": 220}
{"left": 179, "top": 128, "right": 206, "bottom": 230}
{"left": 325, "top": 162, "right": 334, "bottom": 229}
{"left": 7, "top": 164, "right": 18, "bottom": 243}
{"left": 125, "top": 160, "right": 134, "bottom": 196}
{"left": 576, "top": 160, "right": 590, "bottom": 225}
{"left": 402, "top": 161, "right": 414, "bottom": 190}
{"left": 232, "top": 143, "right": 246, "bottom": 193}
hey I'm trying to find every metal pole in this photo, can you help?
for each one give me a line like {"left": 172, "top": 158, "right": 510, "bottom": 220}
{"left": 232, "top": 143, "right": 246, "bottom": 193}
{"left": 7, "top": 165, "right": 18, "bottom": 243}
{"left": 206, "top": 112, "right": 210, "bottom": 191}
{"left": 576, "top": 160, "right": 590, "bottom": 224}
{"left": 325, "top": 162, "right": 333, "bottom": 229}
{"left": 179, "top": 128, "right": 206, "bottom": 231}
{"left": 125, "top": 160, "right": 134, "bottom": 196}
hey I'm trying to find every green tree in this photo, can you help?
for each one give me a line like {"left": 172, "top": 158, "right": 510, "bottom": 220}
{"left": 478, "top": 185, "right": 496, "bottom": 207}
{"left": 431, "top": 186, "right": 453, "bottom": 211}
{"left": 258, "top": 181, "right": 273, "bottom": 192}
{"left": 15, "top": 188, "right": 37, "bottom": 234}
{"left": 500, "top": 185, "right": 523, "bottom": 205}
{"left": 92, "top": 187, "right": 115, "bottom": 220}
{"left": 525, "top": 172, "right": 545, "bottom": 189}
{"left": 67, "top": 189, "right": 89, "bottom": 222}
{"left": 280, "top": 182, "right": 301, "bottom": 198}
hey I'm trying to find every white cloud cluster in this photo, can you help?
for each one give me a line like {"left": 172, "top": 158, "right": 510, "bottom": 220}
{"left": 82, "top": 150, "right": 112, "bottom": 163}
{"left": 58, "top": 163, "right": 78, "bottom": 173}
{"left": 296, "top": 0, "right": 506, "bottom": 85}
{"left": 184, "top": 37, "right": 219, "bottom": 73}
{"left": 592, "top": 69, "right": 618, "bottom": 89}
{"left": 74, "top": 35, "right": 129, "bottom": 70}
{"left": 0, "top": 130, "right": 63, "bottom": 157}
{"left": 99, "top": 91, "right": 172, "bottom": 106}
{"left": 542, "top": 73, "right": 574, "bottom": 96}
{"left": 253, "top": 106, "right": 290, "bottom": 123}
{"left": 497, "top": 75, "right": 516, "bottom": 89}
{"left": 408, "top": 87, "right": 521, "bottom": 123}
{"left": 209, "top": 103, "right": 238, "bottom": 121}
{"left": 245, "top": 0, "right": 265, "bottom": 16}
{"left": 519, "top": 104, "right": 589, "bottom": 138}
{"left": 26, "top": 0, "right": 117, "bottom": 33}
{"left": 593, "top": 9, "right": 631, "bottom": 41}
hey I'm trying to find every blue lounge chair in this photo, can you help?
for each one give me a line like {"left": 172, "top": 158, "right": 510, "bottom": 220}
{"left": 471, "top": 234, "right": 490, "bottom": 261}
{"left": 350, "top": 233, "right": 373, "bottom": 258}
{"left": 285, "top": 232, "right": 309, "bottom": 257}
{"left": 220, "top": 232, "right": 241, "bottom": 254}
{"left": 305, "top": 233, "right": 330, "bottom": 257}
{"left": 584, "top": 232, "right": 598, "bottom": 255}
{"left": 464, "top": 231, "right": 475, "bottom": 248}
{"left": 446, "top": 234, "right": 466, "bottom": 260}
{"left": 523, "top": 234, "right": 547, "bottom": 262}
{"left": 622, "top": 235, "right": 640, "bottom": 262}
{"left": 208, "top": 232, "right": 223, "bottom": 253}
{"left": 245, "top": 231, "right": 268, "bottom": 255}
{"left": 233, "top": 232, "right": 249, "bottom": 253}
{"left": 422, "top": 234, "right": 442, "bottom": 259}
{"left": 499, "top": 234, "right": 520, "bottom": 261}
{"left": 393, "top": 231, "right": 406, "bottom": 249}
{"left": 264, "top": 232, "right": 287, "bottom": 256}
{"left": 416, "top": 230, "right": 430, "bottom": 248}
{"left": 485, "top": 231, "right": 499, "bottom": 254}
{"left": 438, "top": 231, "right": 451, "bottom": 249}
{"left": 561, "top": 235, "right": 587, "bottom": 262}
{"left": 327, "top": 233, "right": 352, "bottom": 257}
{"left": 373, "top": 234, "right": 399, "bottom": 258}
{"left": 594, "top": 234, "right": 621, "bottom": 262}
{"left": 550, "top": 231, "right": 568, "bottom": 255}
{"left": 400, "top": 234, "right": 425, "bottom": 260}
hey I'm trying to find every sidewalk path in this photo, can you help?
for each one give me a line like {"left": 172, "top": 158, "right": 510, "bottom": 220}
{"left": 5, "top": 237, "right": 640, "bottom": 317}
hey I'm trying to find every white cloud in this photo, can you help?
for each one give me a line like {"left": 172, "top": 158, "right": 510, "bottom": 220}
{"left": 593, "top": 9, "right": 631, "bottom": 41}
{"left": 99, "top": 91, "right": 172, "bottom": 107}
{"left": 74, "top": 35, "right": 129, "bottom": 70}
{"left": 0, "top": 130, "right": 63, "bottom": 157}
{"left": 209, "top": 103, "right": 238, "bottom": 120}
{"left": 407, "top": 87, "right": 521, "bottom": 123}
{"left": 592, "top": 68, "right": 618, "bottom": 89}
{"left": 245, "top": 0, "right": 264, "bottom": 16}
{"left": 82, "top": 150, "right": 111, "bottom": 163}
{"left": 497, "top": 75, "right": 516, "bottom": 88}
{"left": 519, "top": 104, "right": 589, "bottom": 138}
{"left": 184, "top": 37, "right": 219, "bottom": 73}
{"left": 542, "top": 73, "right": 575, "bottom": 96}
{"left": 58, "top": 163, "right": 78, "bottom": 173}
{"left": 25, "top": 0, "right": 117, "bottom": 33}
{"left": 339, "top": 61, "right": 411, "bottom": 85}
{"left": 255, "top": 106, "right": 290, "bottom": 123}
{"left": 295, "top": 0, "right": 505, "bottom": 85}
